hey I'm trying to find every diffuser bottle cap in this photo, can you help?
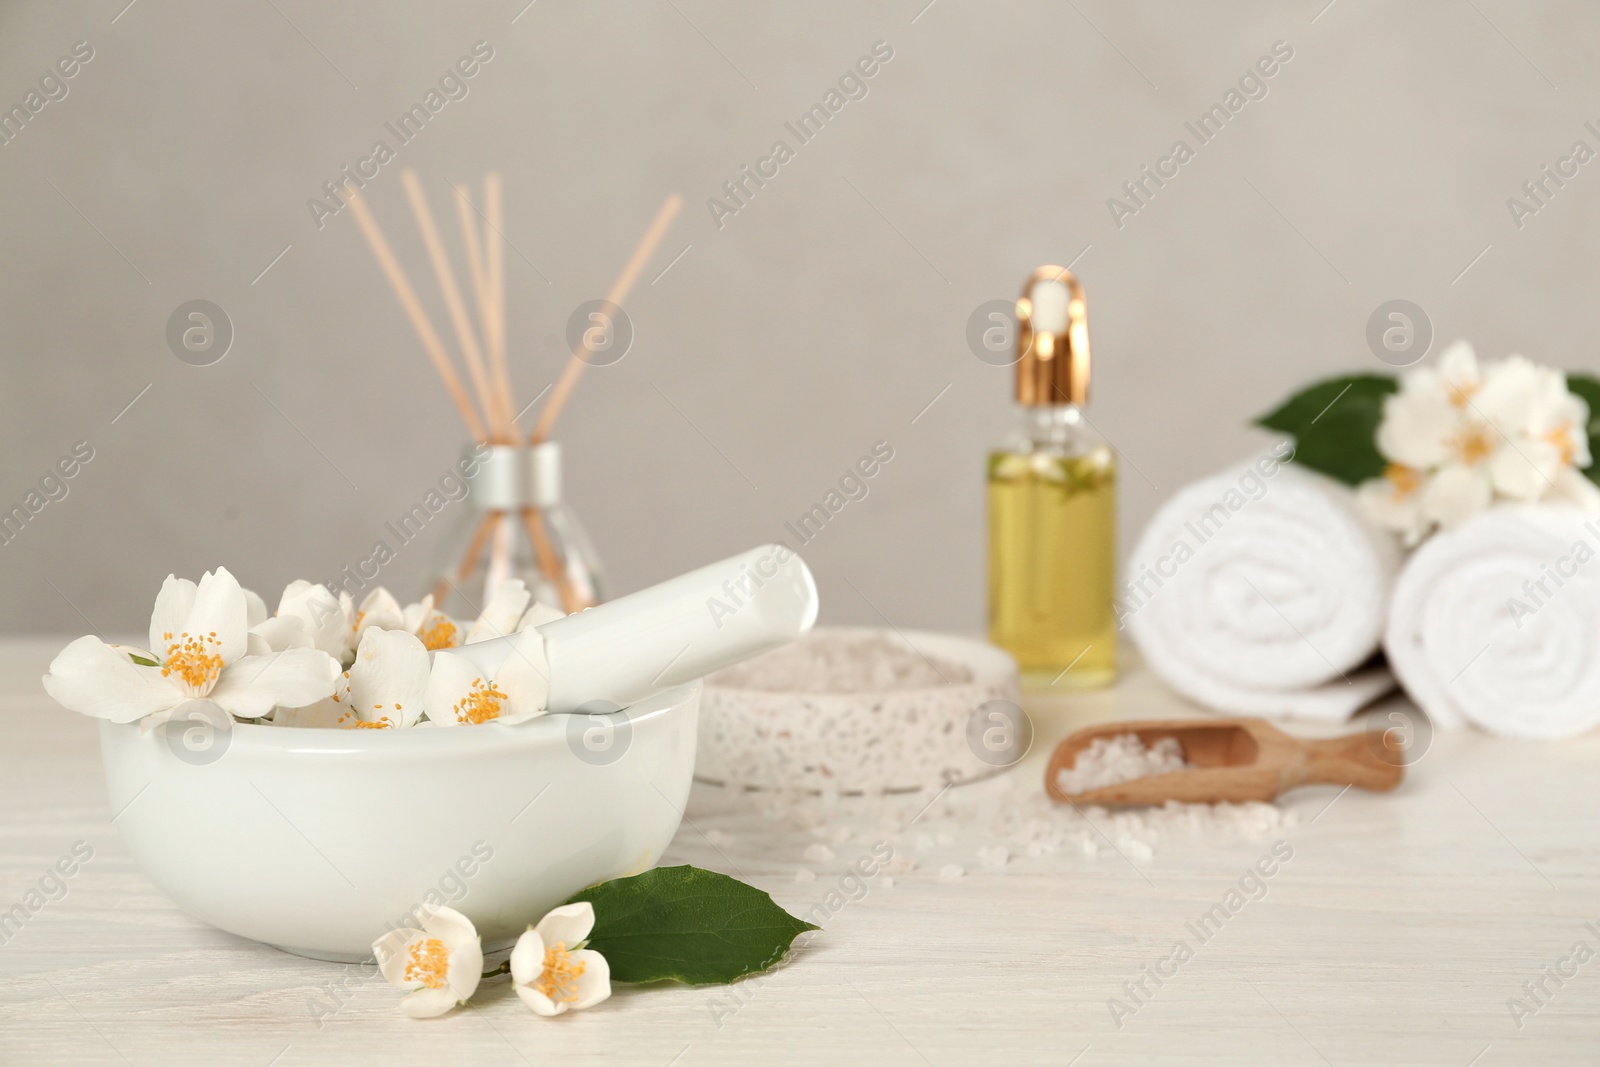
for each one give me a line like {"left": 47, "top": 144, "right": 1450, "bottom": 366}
{"left": 1015, "top": 266, "right": 1091, "bottom": 406}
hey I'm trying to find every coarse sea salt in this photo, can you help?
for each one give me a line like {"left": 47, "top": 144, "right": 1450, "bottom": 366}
{"left": 802, "top": 843, "right": 835, "bottom": 863}
{"left": 708, "top": 631, "right": 972, "bottom": 692}
{"left": 1056, "top": 734, "right": 1191, "bottom": 796}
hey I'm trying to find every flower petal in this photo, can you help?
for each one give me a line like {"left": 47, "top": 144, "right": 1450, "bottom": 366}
{"left": 446, "top": 939, "right": 483, "bottom": 1003}
{"left": 1356, "top": 476, "right": 1427, "bottom": 545}
{"left": 515, "top": 984, "right": 565, "bottom": 1016}
{"left": 569, "top": 949, "right": 611, "bottom": 1010}
{"left": 402, "top": 595, "right": 435, "bottom": 635}
{"left": 358, "top": 587, "right": 406, "bottom": 634}
{"left": 184, "top": 567, "right": 250, "bottom": 666}
{"left": 533, "top": 902, "right": 595, "bottom": 948}
{"left": 1419, "top": 463, "right": 1492, "bottom": 529}
{"left": 374, "top": 928, "right": 425, "bottom": 988}
{"left": 1436, "top": 340, "right": 1480, "bottom": 397}
{"left": 347, "top": 629, "right": 431, "bottom": 727}
{"left": 251, "top": 615, "right": 312, "bottom": 652}
{"left": 148, "top": 575, "right": 197, "bottom": 658}
{"left": 1549, "top": 467, "right": 1600, "bottom": 513}
{"left": 1476, "top": 354, "right": 1541, "bottom": 431}
{"left": 208, "top": 649, "right": 339, "bottom": 719}
{"left": 494, "top": 628, "right": 551, "bottom": 725}
{"left": 517, "top": 601, "right": 565, "bottom": 631}
{"left": 243, "top": 587, "right": 269, "bottom": 628}
{"left": 418, "top": 904, "right": 478, "bottom": 948}
{"left": 400, "top": 984, "right": 461, "bottom": 1019}
{"left": 466, "top": 579, "right": 530, "bottom": 644}
{"left": 43, "top": 636, "right": 182, "bottom": 723}
{"left": 1489, "top": 437, "right": 1560, "bottom": 502}
{"left": 1375, "top": 386, "right": 1458, "bottom": 470}
{"left": 510, "top": 928, "right": 545, "bottom": 986}
{"left": 423, "top": 651, "right": 482, "bottom": 727}
{"left": 278, "top": 581, "right": 351, "bottom": 660}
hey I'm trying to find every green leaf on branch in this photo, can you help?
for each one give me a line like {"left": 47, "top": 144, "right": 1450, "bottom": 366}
{"left": 1565, "top": 372, "right": 1600, "bottom": 487}
{"left": 565, "top": 865, "right": 819, "bottom": 986}
{"left": 1255, "top": 374, "right": 1398, "bottom": 486}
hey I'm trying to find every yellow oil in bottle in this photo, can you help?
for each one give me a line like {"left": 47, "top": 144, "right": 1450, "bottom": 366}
{"left": 987, "top": 446, "right": 1118, "bottom": 687}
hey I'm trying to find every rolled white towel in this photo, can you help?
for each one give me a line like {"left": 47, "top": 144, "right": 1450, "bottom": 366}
{"left": 1124, "top": 458, "right": 1401, "bottom": 720}
{"left": 1385, "top": 504, "right": 1600, "bottom": 738}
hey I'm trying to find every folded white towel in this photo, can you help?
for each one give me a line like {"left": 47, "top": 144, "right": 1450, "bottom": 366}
{"left": 1385, "top": 504, "right": 1600, "bottom": 738}
{"left": 1124, "top": 459, "right": 1401, "bottom": 720}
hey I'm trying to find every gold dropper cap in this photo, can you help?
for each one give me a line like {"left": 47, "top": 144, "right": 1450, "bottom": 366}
{"left": 1015, "top": 265, "right": 1091, "bottom": 406}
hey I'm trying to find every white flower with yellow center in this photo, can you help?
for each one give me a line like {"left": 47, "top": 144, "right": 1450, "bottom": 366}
{"left": 275, "top": 626, "right": 433, "bottom": 729}
{"left": 373, "top": 904, "right": 484, "bottom": 1019}
{"left": 337, "top": 627, "right": 431, "bottom": 729}
{"left": 256, "top": 580, "right": 354, "bottom": 661}
{"left": 400, "top": 594, "right": 465, "bottom": 652}
{"left": 510, "top": 902, "right": 611, "bottom": 1016}
{"left": 1358, "top": 342, "right": 1600, "bottom": 544}
{"left": 424, "top": 627, "right": 550, "bottom": 727}
{"left": 42, "top": 567, "right": 340, "bottom": 725}
{"left": 394, "top": 583, "right": 562, "bottom": 654}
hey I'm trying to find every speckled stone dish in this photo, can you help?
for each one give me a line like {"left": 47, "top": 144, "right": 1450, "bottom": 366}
{"left": 695, "top": 627, "right": 1022, "bottom": 795}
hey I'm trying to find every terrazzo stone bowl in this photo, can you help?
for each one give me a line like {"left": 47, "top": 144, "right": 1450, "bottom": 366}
{"left": 99, "top": 683, "right": 699, "bottom": 962}
{"left": 695, "top": 627, "right": 1021, "bottom": 795}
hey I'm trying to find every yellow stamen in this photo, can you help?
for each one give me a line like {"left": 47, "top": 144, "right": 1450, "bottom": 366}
{"left": 338, "top": 712, "right": 393, "bottom": 729}
{"left": 418, "top": 614, "right": 459, "bottom": 651}
{"left": 404, "top": 938, "right": 450, "bottom": 989}
{"left": 160, "top": 632, "right": 224, "bottom": 694}
{"left": 1447, "top": 379, "right": 1480, "bottom": 408}
{"left": 453, "top": 677, "right": 506, "bottom": 725}
{"left": 1385, "top": 463, "right": 1424, "bottom": 499}
{"left": 535, "top": 942, "right": 586, "bottom": 1004}
{"left": 1546, "top": 422, "right": 1577, "bottom": 466}
{"left": 1449, "top": 422, "right": 1495, "bottom": 466}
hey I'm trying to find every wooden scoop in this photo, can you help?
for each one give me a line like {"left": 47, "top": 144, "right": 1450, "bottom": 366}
{"left": 1044, "top": 717, "right": 1403, "bottom": 807}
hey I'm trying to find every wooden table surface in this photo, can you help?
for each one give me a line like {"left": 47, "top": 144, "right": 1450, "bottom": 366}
{"left": 1, "top": 637, "right": 1597, "bottom": 1066}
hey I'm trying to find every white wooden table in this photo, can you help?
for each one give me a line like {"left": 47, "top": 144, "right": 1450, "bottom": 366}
{"left": 1, "top": 637, "right": 1596, "bottom": 1065}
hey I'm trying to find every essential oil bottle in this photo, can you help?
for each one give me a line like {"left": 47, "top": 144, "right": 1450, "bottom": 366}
{"left": 987, "top": 266, "right": 1117, "bottom": 688}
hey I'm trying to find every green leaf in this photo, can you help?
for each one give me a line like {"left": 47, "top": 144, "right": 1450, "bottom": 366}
{"left": 128, "top": 653, "right": 159, "bottom": 667}
{"left": 1255, "top": 374, "right": 1398, "bottom": 485}
{"left": 1565, "top": 372, "right": 1600, "bottom": 487}
{"left": 565, "top": 865, "right": 819, "bottom": 986}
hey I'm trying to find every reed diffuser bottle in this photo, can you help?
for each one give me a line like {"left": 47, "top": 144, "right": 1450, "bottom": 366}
{"left": 987, "top": 266, "right": 1117, "bottom": 688}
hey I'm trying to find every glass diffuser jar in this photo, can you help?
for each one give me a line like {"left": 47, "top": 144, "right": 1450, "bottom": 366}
{"left": 426, "top": 442, "right": 604, "bottom": 617}
{"left": 987, "top": 267, "right": 1117, "bottom": 688}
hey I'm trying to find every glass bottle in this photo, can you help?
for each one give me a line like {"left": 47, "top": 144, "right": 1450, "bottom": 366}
{"left": 426, "top": 442, "right": 604, "bottom": 618}
{"left": 987, "top": 268, "right": 1117, "bottom": 688}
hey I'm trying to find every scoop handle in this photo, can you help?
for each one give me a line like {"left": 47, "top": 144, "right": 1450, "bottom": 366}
{"left": 1297, "top": 733, "right": 1404, "bottom": 793}
{"left": 454, "top": 544, "right": 817, "bottom": 713}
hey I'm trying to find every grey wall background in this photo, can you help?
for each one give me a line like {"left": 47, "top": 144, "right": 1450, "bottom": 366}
{"left": 3, "top": 0, "right": 1598, "bottom": 636}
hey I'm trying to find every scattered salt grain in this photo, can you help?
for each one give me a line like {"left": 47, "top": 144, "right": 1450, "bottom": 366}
{"left": 794, "top": 868, "right": 816, "bottom": 883}
{"left": 704, "top": 830, "right": 735, "bottom": 847}
{"left": 1057, "top": 734, "right": 1191, "bottom": 796}
{"left": 938, "top": 864, "right": 965, "bottom": 882}
{"left": 1117, "top": 834, "right": 1154, "bottom": 861}
{"left": 978, "top": 845, "right": 1010, "bottom": 868}
{"left": 802, "top": 843, "right": 835, "bottom": 864}
{"left": 886, "top": 854, "right": 918, "bottom": 874}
